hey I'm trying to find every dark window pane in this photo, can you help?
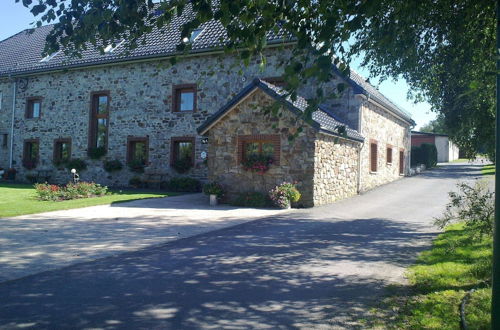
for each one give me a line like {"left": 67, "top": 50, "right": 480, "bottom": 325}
{"left": 245, "top": 142, "right": 260, "bottom": 158}
{"left": 28, "top": 142, "right": 38, "bottom": 161}
{"left": 179, "top": 91, "right": 194, "bottom": 111}
{"left": 177, "top": 142, "right": 193, "bottom": 161}
{"left": 61, "top": 142, "right": 70, "bottom": 160}
{"left": 96, "top": 118, "right": 107, "bottom": 147}
{"left": 97, "top": 96, "right": 108, "bottom": 114}
{"left": 132, "top": 141, "right": 146, "bottom": 163}
{"left": 262, "top": 143, "right": 274, "bottom": 157}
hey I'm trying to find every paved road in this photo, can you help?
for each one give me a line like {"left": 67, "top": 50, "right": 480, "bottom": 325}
{"left": 0, "top": 163, "right": 485, "bottom": 329}
{"left": 0, "top": 194, "right": 287, "bottom": 283}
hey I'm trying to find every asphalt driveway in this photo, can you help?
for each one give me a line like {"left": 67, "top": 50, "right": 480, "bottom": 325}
{"left": 0, "top": 162, "right": 486, "bottom": 329}
{"left": 0, "top": 194, "right": 288, "bottom": 283}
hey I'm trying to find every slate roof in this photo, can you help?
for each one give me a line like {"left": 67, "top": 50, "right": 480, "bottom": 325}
{"left": 0, "top": 6, "right": 289, "bottom": 77}
{"left": 333, "top": 66, "right": 415, "bottom": 125}
{"left": 197, "top": 78, "right": 365, "bottom": 142}
{"left": 0, "top": 7, "right": 413, "bottom": 126}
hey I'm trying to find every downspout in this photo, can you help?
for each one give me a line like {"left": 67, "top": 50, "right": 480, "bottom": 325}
{"left": 356, "top": 93, "right": 369, "bottom": 194}
{"left": 9, "top": 79, "right": 16, "bottom": 168}
{"left": 407, "top": 124, "right": 415, "bottom": 175}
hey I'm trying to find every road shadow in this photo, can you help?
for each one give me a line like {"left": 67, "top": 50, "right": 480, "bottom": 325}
{"left": 0, "top": 215, "right": 438, "bottom": 329}
{"left": 417, "top": 163, "right": 483, "bottom": 180}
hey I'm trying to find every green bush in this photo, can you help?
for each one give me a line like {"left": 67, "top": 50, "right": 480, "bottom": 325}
{"left": 104, "top": 159, "right": 123, "bottom": 172}
{"left": 411, "top": 143, "right": 437, "bottom": 168}
{"left": 88, "top": 146, "right": 107, "bottom": 160}
{"left": 65, "top": 158, "right": 87, "bottom": 172}
{"left": 129, "top": 176, "right": 143, "bottom": 187}
{"left": 172, "top": 158, "right": 193, "bottom": 174}
{"left": 128, "top": 159, "right": 145, "bottom": 173}
{"left": 34, "top": 182, "right": 108, "bottom": 201}
{"left": 203, "top": 182, "right": 224, "bottom": 198}
{"left": 161, "top": 177, "right": 201, "bottom": 192}
{"left": 231, "top": 191, "right": 271, "bottom": 208}
{"left": 434, "top": 181, "right": 494, "bottom": 240}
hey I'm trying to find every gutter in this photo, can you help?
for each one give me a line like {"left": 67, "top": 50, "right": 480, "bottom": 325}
{"left": 9, "top": 79, "right": 16, "bottom": 168}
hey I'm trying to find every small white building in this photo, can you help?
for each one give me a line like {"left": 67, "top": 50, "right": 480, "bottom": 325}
{"left": 411, "top": 131, "right": 460, "bottom": 163}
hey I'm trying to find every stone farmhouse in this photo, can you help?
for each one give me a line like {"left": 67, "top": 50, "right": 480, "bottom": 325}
{"left": 0, "top": 13, "right": 415, "bottom": 207}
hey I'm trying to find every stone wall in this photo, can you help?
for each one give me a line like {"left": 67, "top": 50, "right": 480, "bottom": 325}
{"left": 358, "top": 99, "right": 411, "bottom": 192}
{"left": 5, "top": 46, "right": 361, "bottom": 186}
{"left": 8, "top": 48, "right": 294, "bottom": 185}
{"left": 313, "top": 134, "right": 359, "bottom": 206}
{"left": 207, "top": 89, "right": 317, "bottom": 207}
{"left": 0, "top": 79, "right": 12, "bottom": 170}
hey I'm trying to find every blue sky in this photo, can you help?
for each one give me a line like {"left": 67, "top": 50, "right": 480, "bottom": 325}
{"left": 0, "top": 1, "right": 435, "bottom": 128}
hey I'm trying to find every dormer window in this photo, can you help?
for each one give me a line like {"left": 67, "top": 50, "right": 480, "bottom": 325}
{"left": 40, "top": 51, "right": 60, "bottom": 63}
{"left": 103, "top": 40, "right": 124, "bottom": 53}
{"left": 182, "top": 28, "right": 204, "bottom": 43}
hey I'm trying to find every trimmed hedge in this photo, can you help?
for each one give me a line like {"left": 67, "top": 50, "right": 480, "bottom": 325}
{"left": 411, "top": 143, "right": 438, "bottom": 168}
{"left": 160, "top": 177, "right": 201, "bottom": 192}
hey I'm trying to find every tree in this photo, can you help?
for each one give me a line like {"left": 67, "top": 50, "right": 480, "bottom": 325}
{"left": 350, "top": 0, "right": 495, "bottom": 159}
{"left": 17, "top": 0, "right": 494, "bottom": 158}
{"left": 420, "top": 115, "right": 447, "bottom": 135}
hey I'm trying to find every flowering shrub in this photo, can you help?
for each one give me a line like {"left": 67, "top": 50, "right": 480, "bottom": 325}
{"left": 269, "top": 182, "right": 301, "bottom": 209}
{"left": 242, "top": 155, "right": 273, "bottom": 174}
{"left": 203, "top": 182, "right": 224, "bottom": 199}
{"left": 34, "top": 182, "right": 108, "bottom": 201}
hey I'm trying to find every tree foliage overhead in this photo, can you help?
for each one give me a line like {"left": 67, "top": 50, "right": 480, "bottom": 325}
{"left": 351, "top": 0, "right": 495, "bottom": 158}
{"left": 420, "top": 115, "right": 447, "bottom": 135}
{"left": 16, "top": 0, "right": 495, "bottom": 157}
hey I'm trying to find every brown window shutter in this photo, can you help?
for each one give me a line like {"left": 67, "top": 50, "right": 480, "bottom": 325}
{"left": 370, "top": 142, "right": 378, "bottom": 172}
{"left": 399, "top": 150, "right": 404, "bottom": 174}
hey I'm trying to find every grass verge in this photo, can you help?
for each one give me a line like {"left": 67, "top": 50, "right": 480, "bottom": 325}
{"left": 482, "top": 164, "right": 495, "bottom": 176}
{"left": 450, "top": 158, "right": 470, "bottom": 163}
{"left": 0, "top": 182, "right": 180, "bottom": 217}
{"left": 371, "top": 223, "right": 492, "bottom": 329}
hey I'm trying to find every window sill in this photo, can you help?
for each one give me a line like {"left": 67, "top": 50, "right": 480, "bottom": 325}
{"left": 387, "top": 162, "right": 392, "bottom": 166}
{"left": 370, "top": 171, "right": 378, "bottom": 175}
{"left": 172, "top": 110, "right": 195, "bottom": 114}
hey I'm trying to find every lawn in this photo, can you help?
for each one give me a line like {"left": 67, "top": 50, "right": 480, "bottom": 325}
{"left": 451, "top": 158, "right": 470, "bottom": 163}
{"left": 372, "top": 224, "right": 492, "bottom": 329}
{"left": 482, "top": 164, "right": 495, "bottom": 176}
{"left": 0, "top": 183, "right": 179, "bottom": 218}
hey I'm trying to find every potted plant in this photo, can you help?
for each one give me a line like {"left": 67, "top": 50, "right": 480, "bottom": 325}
{"left": 203, "top": 182, "right": 224, "bottom": 206}
{"left": 269, "top": 182, "right": 301, "bottom": 209}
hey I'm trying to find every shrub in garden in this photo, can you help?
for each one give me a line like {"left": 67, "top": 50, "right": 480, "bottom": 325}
{"left": 434, "top": 181, "right": 494, "bottom": 240}
{"left": 65, "top": 158, "right": 87, "bottom": 172}
{"left": 88, "top": 146, "right": 107, "bottom": 160}
{"left": 128, "top": 159, "right": 145, "bottom": 173}
{"left": 162, "top": 177, "right": 201, "bottom": 192}
{"left": 104, "top": 159, "right": 123, "bottom": 172}
{"left": 203, "top": 182, "right": 224, "bottom": 199}
{"left": 172, "top": 158, "right": 192, "bottom": 174}
{"left": 129, "top": 176, "right": 143, "bottom": 188}
{"left": 34, "top": 182, "right": 108, "bottom": 201}
{"left": 411, "top": 143, "right": 438, "bottom": 168}
{"left": 269, "top": 182, "right": 301, "bottom": 209}
{"left": 231, "top": 191, "right": 271, "bottom": 208}
{"left": 26, "top": 174, "right": 37, "bottom": 184}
